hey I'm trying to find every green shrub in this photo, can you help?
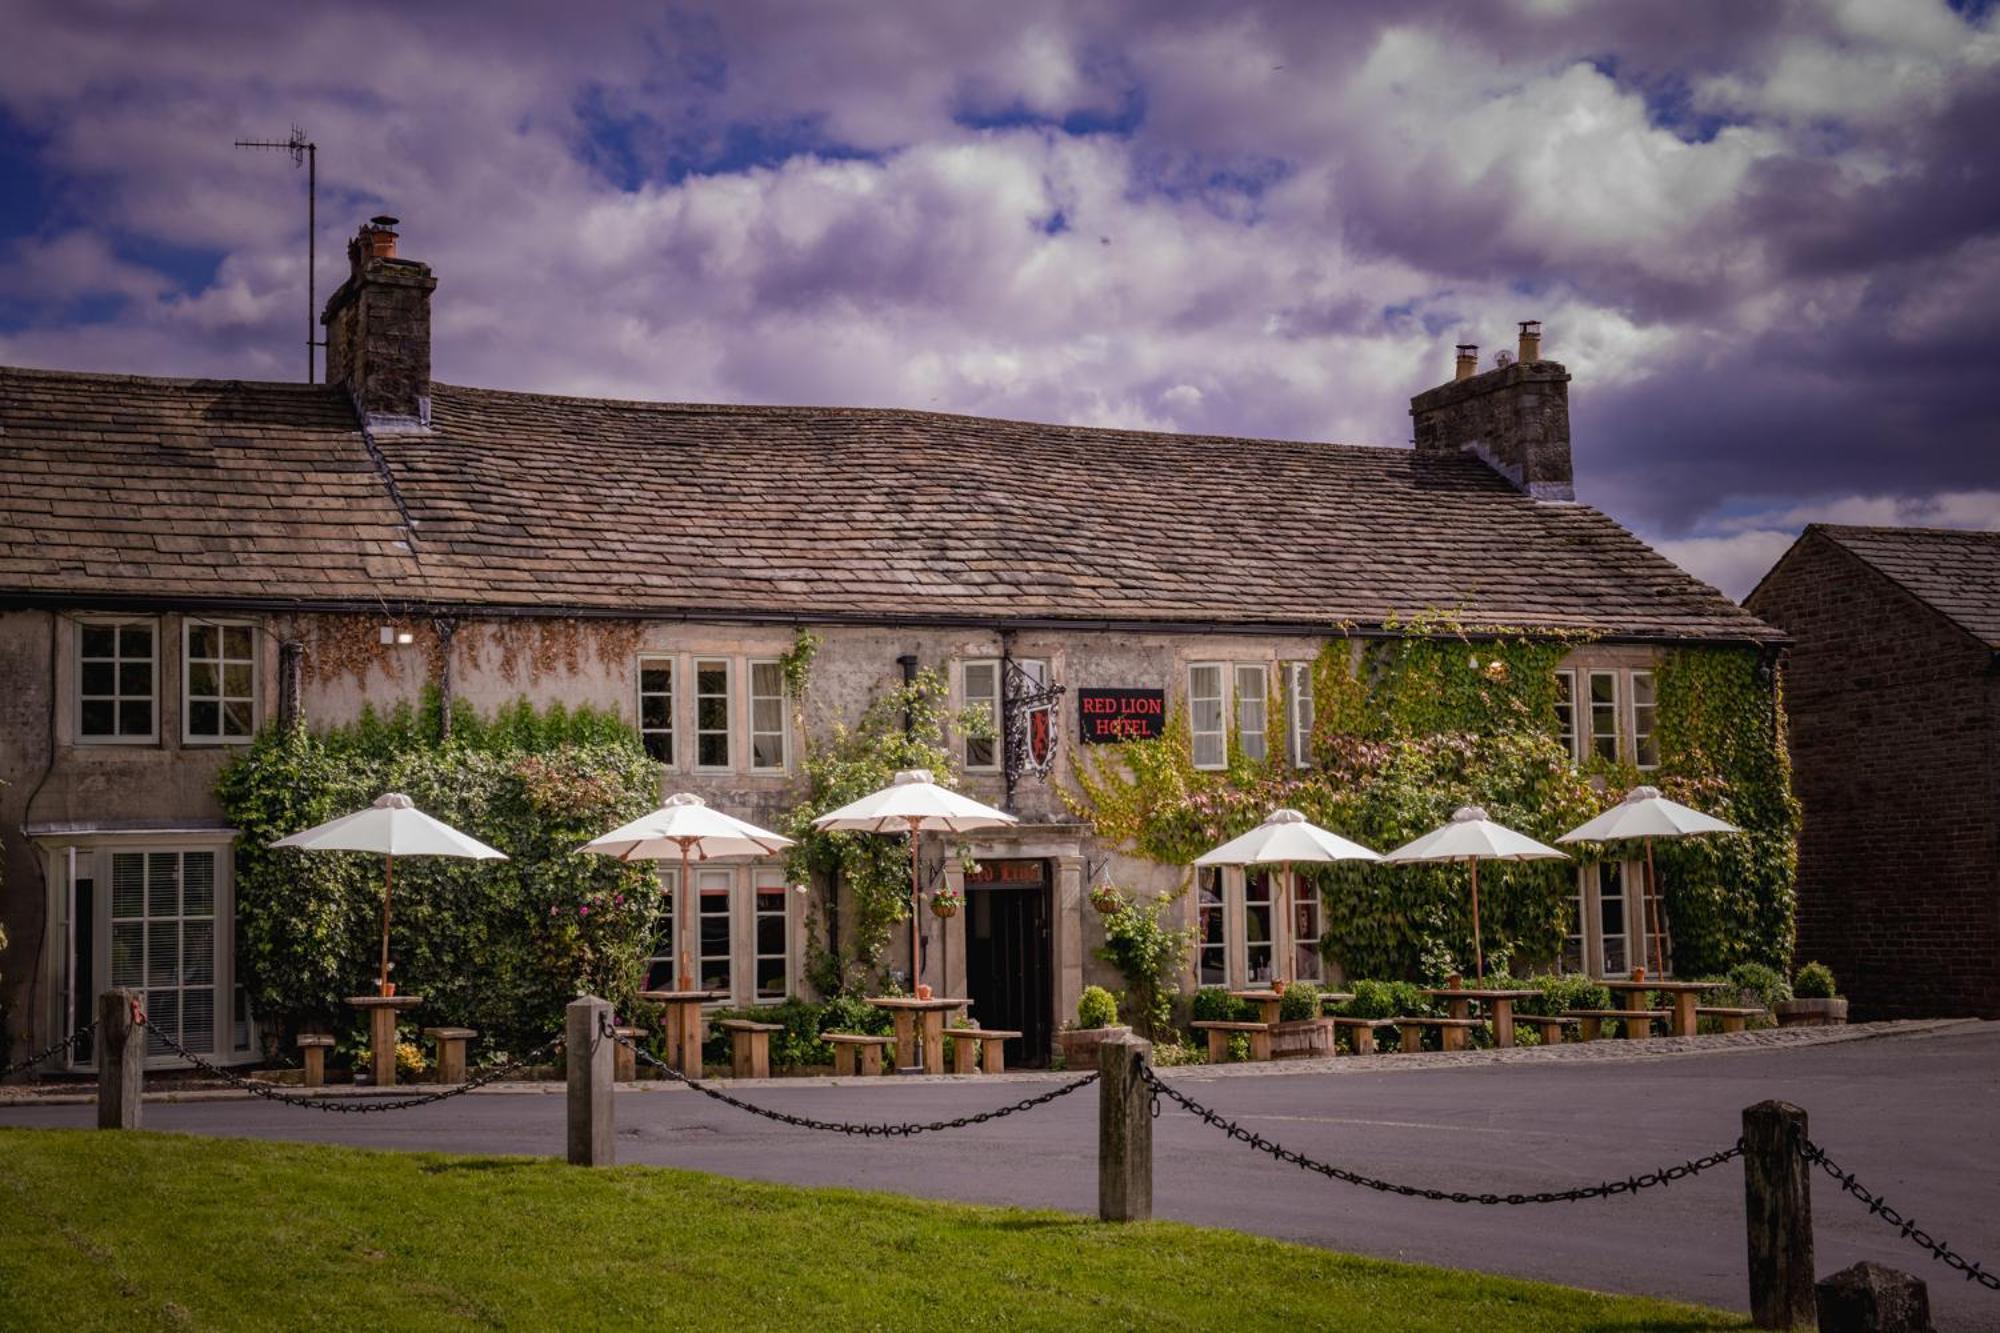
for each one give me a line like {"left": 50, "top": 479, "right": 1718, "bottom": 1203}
{"left": 1076, "top": 985, "right": 1120, "bottom": 1030}
{"left": 1191, "top": 986, "right": 1251, "bottom": 1024}
{"left": 700, "top": 1000, "right": 834, "bottom": 1070}
{"left": 1278, "top": 981, "right": 1322, "bottom": 1022}
{"left": 1094, "top": 894, "right": 1195, "bottom": 1037}
{"left": 1338, "top": 978, "right": 1432, "bottom": 1020}
{"left": 1792, "top": 961, "right": 1838, "bottom": 999}
{"left": 1226, "top": 1034, "right": 1251, "bottom": 1063}
{"left": 816, "top": 994, "right": 893, "bottom": 1038}
{"left": 1725, "top": 961, "right": 1792, "bottom": 1011}
{"left": 1516, "top": 974, "right": 1610, "bottom": 1017}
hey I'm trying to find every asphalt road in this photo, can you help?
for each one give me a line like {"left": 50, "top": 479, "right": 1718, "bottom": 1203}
{"left": 7, "top": 1023, "right": 1997, "bottom": 1328}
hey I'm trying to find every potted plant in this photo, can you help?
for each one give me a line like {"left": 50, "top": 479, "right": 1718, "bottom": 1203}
{"left": 1054, "top": 985, "right": 1130, "bottom": 1071}
{"left": 1775, "top": 962, "right": 1847, "bottom": 1026}
{"left": 1271, "top": 980, "right": 1333, "bottom": 1056}
{"left": 930, "top": 886, "right": 962, "bottom": 918}
{"left": 1089, "top": 882, "right": 1124, "bottom": 915}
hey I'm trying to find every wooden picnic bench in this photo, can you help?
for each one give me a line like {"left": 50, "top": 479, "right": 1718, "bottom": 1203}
{"left": 1392, "top": 1016, "right": 1482, "bottom": 1053}
{"left": 1695, "top": 1006, "right": 1767, "bottom": 1034}
{"left": 1192, "top": 1020, "right": 1272, "bottom": 1062}
{"left": 1514, "top": 1014, "right": 1572, "bottom": 1045}
{"left": 825, "top": 1032, "right": 893, "bottom": 1077}
{"left": 1563, "top": 1008, "right": 1673, "bottom": 1041}
{"left": 424, "top": 1027, "right": 478, "bottom": 1084}
{"left": 947, "top": 1028, "right": 1024, "bottom": 1075}
{"left": 296, "top": 1033, "right": 333, "bottom": 1088}
{"left": 1327, "top": 1016, "right": 1399, "bottom": 1054}
{"left": 612, "top": 1025, "right": 645, "bottom": 1082}
{"left": 716, "top": 1019, "right": 784, "bottom": 1079}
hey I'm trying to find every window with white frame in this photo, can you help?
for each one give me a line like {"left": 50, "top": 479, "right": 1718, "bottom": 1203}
{"left": 695, "top": 659, "right": 732, "bottom": 770}
{"left": 749, "top": 660, "right": 788, "bottom": 771}
{"left": 1563, "top": 861, "right": 1644, "bottom": 977}
{"left": 638, "top": 657, "right": 675, "bottom": 766}
{"left": 1631, "top": 670, "right": 1659, "bottom": 769}
{"left": 1189, "top": 663, "right": 1227, "bottom": 769}
{"left": 110, "top": 850, "right": 218, "bottom": 1057}
{"left": 646, "top": 866, "right": 679, "bottom": 989}
{"left": 1292, "top": 878, "right": 1323, "bottom": 982}
{"left": 1197, "top": 867, "right": 1226, "bottom": 986}
{"left": 959, "top": 660, "right": 999, "bottom": 770}
{"left": 1562, "top": 872, "right": 1586, "bottom": 974}
{"left": 1597, "top": 861, "right": 1631, "bottom": 976}
{"left": 753, "top": 869, "right": 791, "bottom": 999}
{"left": 183, "top": 621, "right": 256, "bottom": 743}
{"left": 1234, "top": 664, "right": 1269, "bottom": 763}
{"left": 78, "top": 619, "right": 156, "bottom": 742}
{"left": 1588, "top": 670, "right": 1621, "bottom": 762}
{"left": 1554, "top": 669, "right": 1579, "bottom": 761}
{"left": 696, "top": 867, "right": 733, "bottom": 991}
{"left": 1286, "top": 661, "right": 1314, "bottom": 768}
{"left": 1243, "top": 870, "right": 1275, "bottom": 984}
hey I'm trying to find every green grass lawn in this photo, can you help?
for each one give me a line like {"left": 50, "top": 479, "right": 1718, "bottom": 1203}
{"left": 0, "top": 1127, "right": 1747, "bottom": 1332}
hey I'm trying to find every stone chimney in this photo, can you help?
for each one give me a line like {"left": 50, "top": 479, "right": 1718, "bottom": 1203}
{"left": 321, "top": 215, "right": 435, "bottom": 432}
{"left": 1410, "top": 322, "right": 1573, "bottom": 501}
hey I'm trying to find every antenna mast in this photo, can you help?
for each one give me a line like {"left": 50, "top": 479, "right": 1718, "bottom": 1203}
{"left": 234, "top": 126, "right": 322, "bottom": 384}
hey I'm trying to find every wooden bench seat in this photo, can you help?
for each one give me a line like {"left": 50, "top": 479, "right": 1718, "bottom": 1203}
{"left": 611, "top": 1025, "right": 646, "bottom": 1082}
{"left": 296, "top": 1034, "right": 334, "bottom": 1088}
{"left": 1695, "top": 1006, "right": 1768, "bottom": 1034}
{"left": 1191, "top": 1019, "right": 1272, "bottom": 1062}
{"left": 1391, "top": 1015, "right": 1482, "bottom": 1053}
{"left": 716, "top": 1019, "right": 785, "bottom": 1079}
{"left": 947, "top": 1028, "right": 1024, "bottom": 1075}
{"left": 1513, "top": 1014, "right": 1572, "bottom": 1045}
{"left": 1327, "top": 1015, "right": 1398, "bottom": 1054}
{"left": 1563, "top": 1009, "right": 1672, "bottom": 1041}
{"left": 825, "top": 1032, "right": 893, "bottom": 1077}
{"left": 423, "top": 1027, "right": 478, "bottom": 1084}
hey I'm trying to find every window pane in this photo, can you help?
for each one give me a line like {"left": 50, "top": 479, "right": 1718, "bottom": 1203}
{"left": 222, "top": 701, "right": 253, "bottom": 736}
{"left": 81, "top": 661, "right": 115, "bottom": 695}
{"left": 1590, "top": 671, "right": 1619, "bottom": 761}
{"left": 640, "top": 665, "right": 669, "bottom": 693}
{"left": 147, "top": 852, "right": 179, "bottom": 916}
{"left": 182, "top": 921, "right": 215, "bottom": 984}
{"left": 180, "top": 988, "right": 215, "bottom": 1054}
{"left": 644, "top": 732, "right": 672, "bottom": 763}
{"left": 965, "top": 663, "right": 996, "bottom": 698}
{"left": 119, "top": 661, "right": 151, "bottom": 695}
{"left": 188, "top": 624, "right": 217, "bottom": 659}
{"left": 111, "top": 921, "right": 143, "bottom": 988}
{"left": 222, "top": 626, "right": 253, "bottom": 658}
{"left": 112, "top": 854, "right": 145, "bottom": 918}
{"left": 966, "top": 736, "right": 995, "bottom": 769}
{"left": 223, "top": 663, "right": 253, "bottom": 697}
{"left": 1631, "top": 671, "right": 1658, "bottom": 768}
{"left": 697, "top": 696, "right": 729, "bottom": 730}
{"left": 183, "top": 853, "right": 215, "bottom": 915}
{"left": 699, "top": 733, "right": 729, "bottom": 768}
{"left": 751, "top": 734, "right": 783, "bottom": 769}
{"left": 144, "top": 992, "right": 179, "bottom": 1058}
{"left": 119, "top": 624, "right": 152, "bottom": 656}
{"left": 640, "top": 693, "right": 669, "bottom": 728}
{"left": 752, "top": 697, "right": 783, "bottom": 732}
{"left": 756, "top": 915, "right": 786, "bottom": 955}
{"left": 82, "top": 624, "right": 116, "bottom": 657}
{"left": 751, "top": 662, "right": 782, "bottom": 696}
{"left": 755, "top": 956, "right": 786, "bottom": 997}
{"left": 80, "top": 700, "right": 115, "bottom": 735}
{"left": 147, "top": 920, "right": 179, "bottom": 988}
{"left": 697, "top": 665, "right": 727, "bottom": 694}
{"left": 188, "top": 701, "right": 220, "bottom": 736}
{"left": 188, "top": 662, "right": 218, "bottom": 698}
{"left": 119, "top": 701, "right": 151, "bottom": 736}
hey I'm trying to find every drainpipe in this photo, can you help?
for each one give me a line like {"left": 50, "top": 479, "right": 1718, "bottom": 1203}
{"left": 277, "top": 641, "right": 304, "bottom": 729}
{"left": 434, "top": 617, "right": 457, "bottom": 742}
{"left": 896, "top": 654, "right": 917, "bottom": 734}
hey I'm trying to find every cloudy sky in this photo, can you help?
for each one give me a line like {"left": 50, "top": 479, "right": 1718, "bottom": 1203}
{"left": 3, "top": 1, "right": 1997, "bottom": 597}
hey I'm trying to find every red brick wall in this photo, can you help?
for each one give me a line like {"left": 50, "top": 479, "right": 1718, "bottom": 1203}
{"left": 1748, "top": 533, "right": 2000, "bottom": 1018}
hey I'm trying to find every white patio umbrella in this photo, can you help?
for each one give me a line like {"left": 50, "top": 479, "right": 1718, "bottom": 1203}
{"left": 811, "top": 769, "right": 1016, "bottom": 993}
{"left": 1194, "top": 809, "right": 1381, "bottom": 984}
{"left": 578, "top": 793, "right": 794, "bottom": 991}
{"left": 1381, "top": 806, "right": 1567, "bottom": 981}
{"left": 1558, "top": 785, "right": 1740, "bottom": 976}
{"left": 271, "top": 792, "right": 507, "bottom": 995}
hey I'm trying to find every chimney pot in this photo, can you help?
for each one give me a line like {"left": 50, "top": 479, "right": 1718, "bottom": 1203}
{"left": 1454, "top": 344, "right": 1479, "bottom": 382}
{"left": 322, "top": 215, "right": 434, "bottom": 431}
{"left": 1518, "top": 320, "right": 1543, "bottom": 363}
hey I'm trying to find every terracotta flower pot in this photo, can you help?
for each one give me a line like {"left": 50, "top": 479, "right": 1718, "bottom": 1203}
{"left": 1775, "top": 997, "right": 1848, "bottom": 1027}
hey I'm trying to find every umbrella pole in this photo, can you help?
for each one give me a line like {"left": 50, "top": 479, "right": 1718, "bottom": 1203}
{"left": 1469, "top": 858, "right": 1484, "bottom": 982}
{"left": 1644, "top": 837, "right": 1666, "bottom": 976}
{"left": 1282, "top": 865, "right": 1294, "bottom": 985}
{"left": 908, "top": 820, "right": 923, "bottom": 996}
{"left": 378, "top": 854, "right": 394, "bottom": 996}
{"left": 678, "top": 842, "right": 692, "bottom": 991}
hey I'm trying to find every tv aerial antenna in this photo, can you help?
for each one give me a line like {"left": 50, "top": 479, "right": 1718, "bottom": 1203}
{"left": 233, "top": 126, "right": 323, "bottom": 383}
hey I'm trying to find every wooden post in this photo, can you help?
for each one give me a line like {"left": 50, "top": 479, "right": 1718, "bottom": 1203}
{"left": 97, "top": 989, "right": 142, "bottom": 1130}
{"left": 566, "top": 996, "right": 614, "bottom": 1166}
{"left": 1743, "top": 1100, "right": 1815, "bottom": 1330}
{"left": 1097, "top": 1032, "right": 1153, "bottom": 1223}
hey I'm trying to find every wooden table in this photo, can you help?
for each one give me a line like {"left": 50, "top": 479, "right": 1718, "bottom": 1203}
{"left": 866, "top": 996, "right": 971, "bottom": 1073}
{"left": 638, "top": 989, "right": 726, "bottom": 1079}
{"left": 345, "top": 994, "right": 424, "bottom": 1087}
{"left": 1229, "top": 990, "right": 1285, "bottom": 1026}
{"left": 1420, "top": 987, "right": 1539, "bottom": 1047}
{"left": 1599, "top": 978, "right": 1728, "bottom": 1038}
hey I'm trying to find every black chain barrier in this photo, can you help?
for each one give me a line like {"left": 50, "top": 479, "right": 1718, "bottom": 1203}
{"left": 1, "top": 1023, "right": 97, "bottom": 1081}
{"left": 602, "top": 1019, "right": 1097, "bottom": 1135}
{"left": 1800, "top": 1138, "right": 1999, "bottom": 1293}
{"left": 1138, "top": 1062, "right": 1744, "bottom": 1205}
{"left": 135, "top": 1010, "right": 564, "bottom": 1114}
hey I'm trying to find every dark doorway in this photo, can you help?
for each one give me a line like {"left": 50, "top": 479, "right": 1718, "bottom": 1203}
{"left": 964, "top": 858, "right": 1053, "bottom": 1067}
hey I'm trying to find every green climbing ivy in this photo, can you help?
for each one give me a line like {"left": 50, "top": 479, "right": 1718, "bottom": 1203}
{"left": 1068, "top": 620, "right": 1797, "bottom": 979}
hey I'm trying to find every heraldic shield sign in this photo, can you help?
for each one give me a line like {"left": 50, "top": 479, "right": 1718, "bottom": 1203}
{"left": 1003, "top": 657, "right": 1064, "bottom": 785}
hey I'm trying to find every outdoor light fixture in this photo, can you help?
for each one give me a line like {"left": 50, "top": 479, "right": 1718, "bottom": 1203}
{"left": 378, "top": 626, "right": 416, "bottom": 645}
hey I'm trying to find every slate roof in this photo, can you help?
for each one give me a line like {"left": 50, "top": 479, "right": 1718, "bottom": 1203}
{"left": 1810, "top": 524, "right": 2000, "bottom": 647}
{"left": 0, "top": 364, "right": 1778, "bottom": 642}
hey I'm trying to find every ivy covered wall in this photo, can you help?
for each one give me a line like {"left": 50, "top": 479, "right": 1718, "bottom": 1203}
{"left": 1069, "top": 625, "right": 1798, "bottom": 979}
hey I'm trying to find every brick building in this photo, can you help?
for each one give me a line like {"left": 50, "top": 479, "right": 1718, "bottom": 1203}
{"left": 1746, "top": 525, "right": 2000, "bottom": 1019}
{"left": 1, "top": 218, "right": 1784, "bottom": 1071}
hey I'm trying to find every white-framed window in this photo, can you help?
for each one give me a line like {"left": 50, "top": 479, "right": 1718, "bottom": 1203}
{"left": 961, "top": 659, "right": 1000, "bottom": 771}
{"left": 1562, "top": 872, "right": 1586, "bottom": 974}
{"left": 1630, "top": 670, "right": 1659, "bottom": 770}
{"left": 1243, "top": 870, "right": 1275, "bottom": 984}
{"left": 694, "top": 659, "right": 732, "bottom": 771}
{"left": 638, "top": 657, "right": 675, "bottom": 766}
{"left": 1564, "top": 861, "right": 1645, "bottom": 978}
{"left": 1234, "top": 664, "right": 1269, "bottom": 764}
{"left": 646, "top": 866, "right": 679, "bottom": 990}
{"left": 749, "top": 660, "right": 789, "bottom": 771}
{"left": 1597, "top": 861, "right": 1631, "bottom": 976}
{"left": 77, "top": 618, "right": 157, "bottom": 743}
{"left": 752, "top": 868, "right": 791, "bottom": 1000}
{"left": 1292, "top": 878, "right": 1323, "bottom": 982}
{"left": 1588, "top": 670, "right": 1621, "bottom": 762}
{"left": 1189, "top": 663, "right": 1227, "bottom": 770}
{"left": 1286, "top": 661, "right": 1314, "bottom": 768}
{"left": 109, "top": 850, "right": 220, "bottom": 1058}
{"left": 1197, "top": 867, "right": 1227, "bottom": 986}
{"left": 1554, "top": 669, "right": 1579, "bottom": 761}
{"left": 696, "top": 867, "right": 733, "bottom": 992}
{"left": 182, "top": 620, "right": 256, "bottom": 743}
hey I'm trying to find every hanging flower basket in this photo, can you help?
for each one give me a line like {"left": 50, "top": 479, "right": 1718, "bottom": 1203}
{"left": 930, "top": 887, "right": 962, "bottom": 919}
{"left": 1089, "top": 883, "right": 1124, "bottom": 915}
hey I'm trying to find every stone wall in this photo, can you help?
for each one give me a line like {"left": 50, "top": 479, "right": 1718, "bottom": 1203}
{"left": 1409, "top": 359, "right": 1575, "bottom": 500}
{"left": 1748, "top": 533, "right": 2000, "bottom": 1019}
